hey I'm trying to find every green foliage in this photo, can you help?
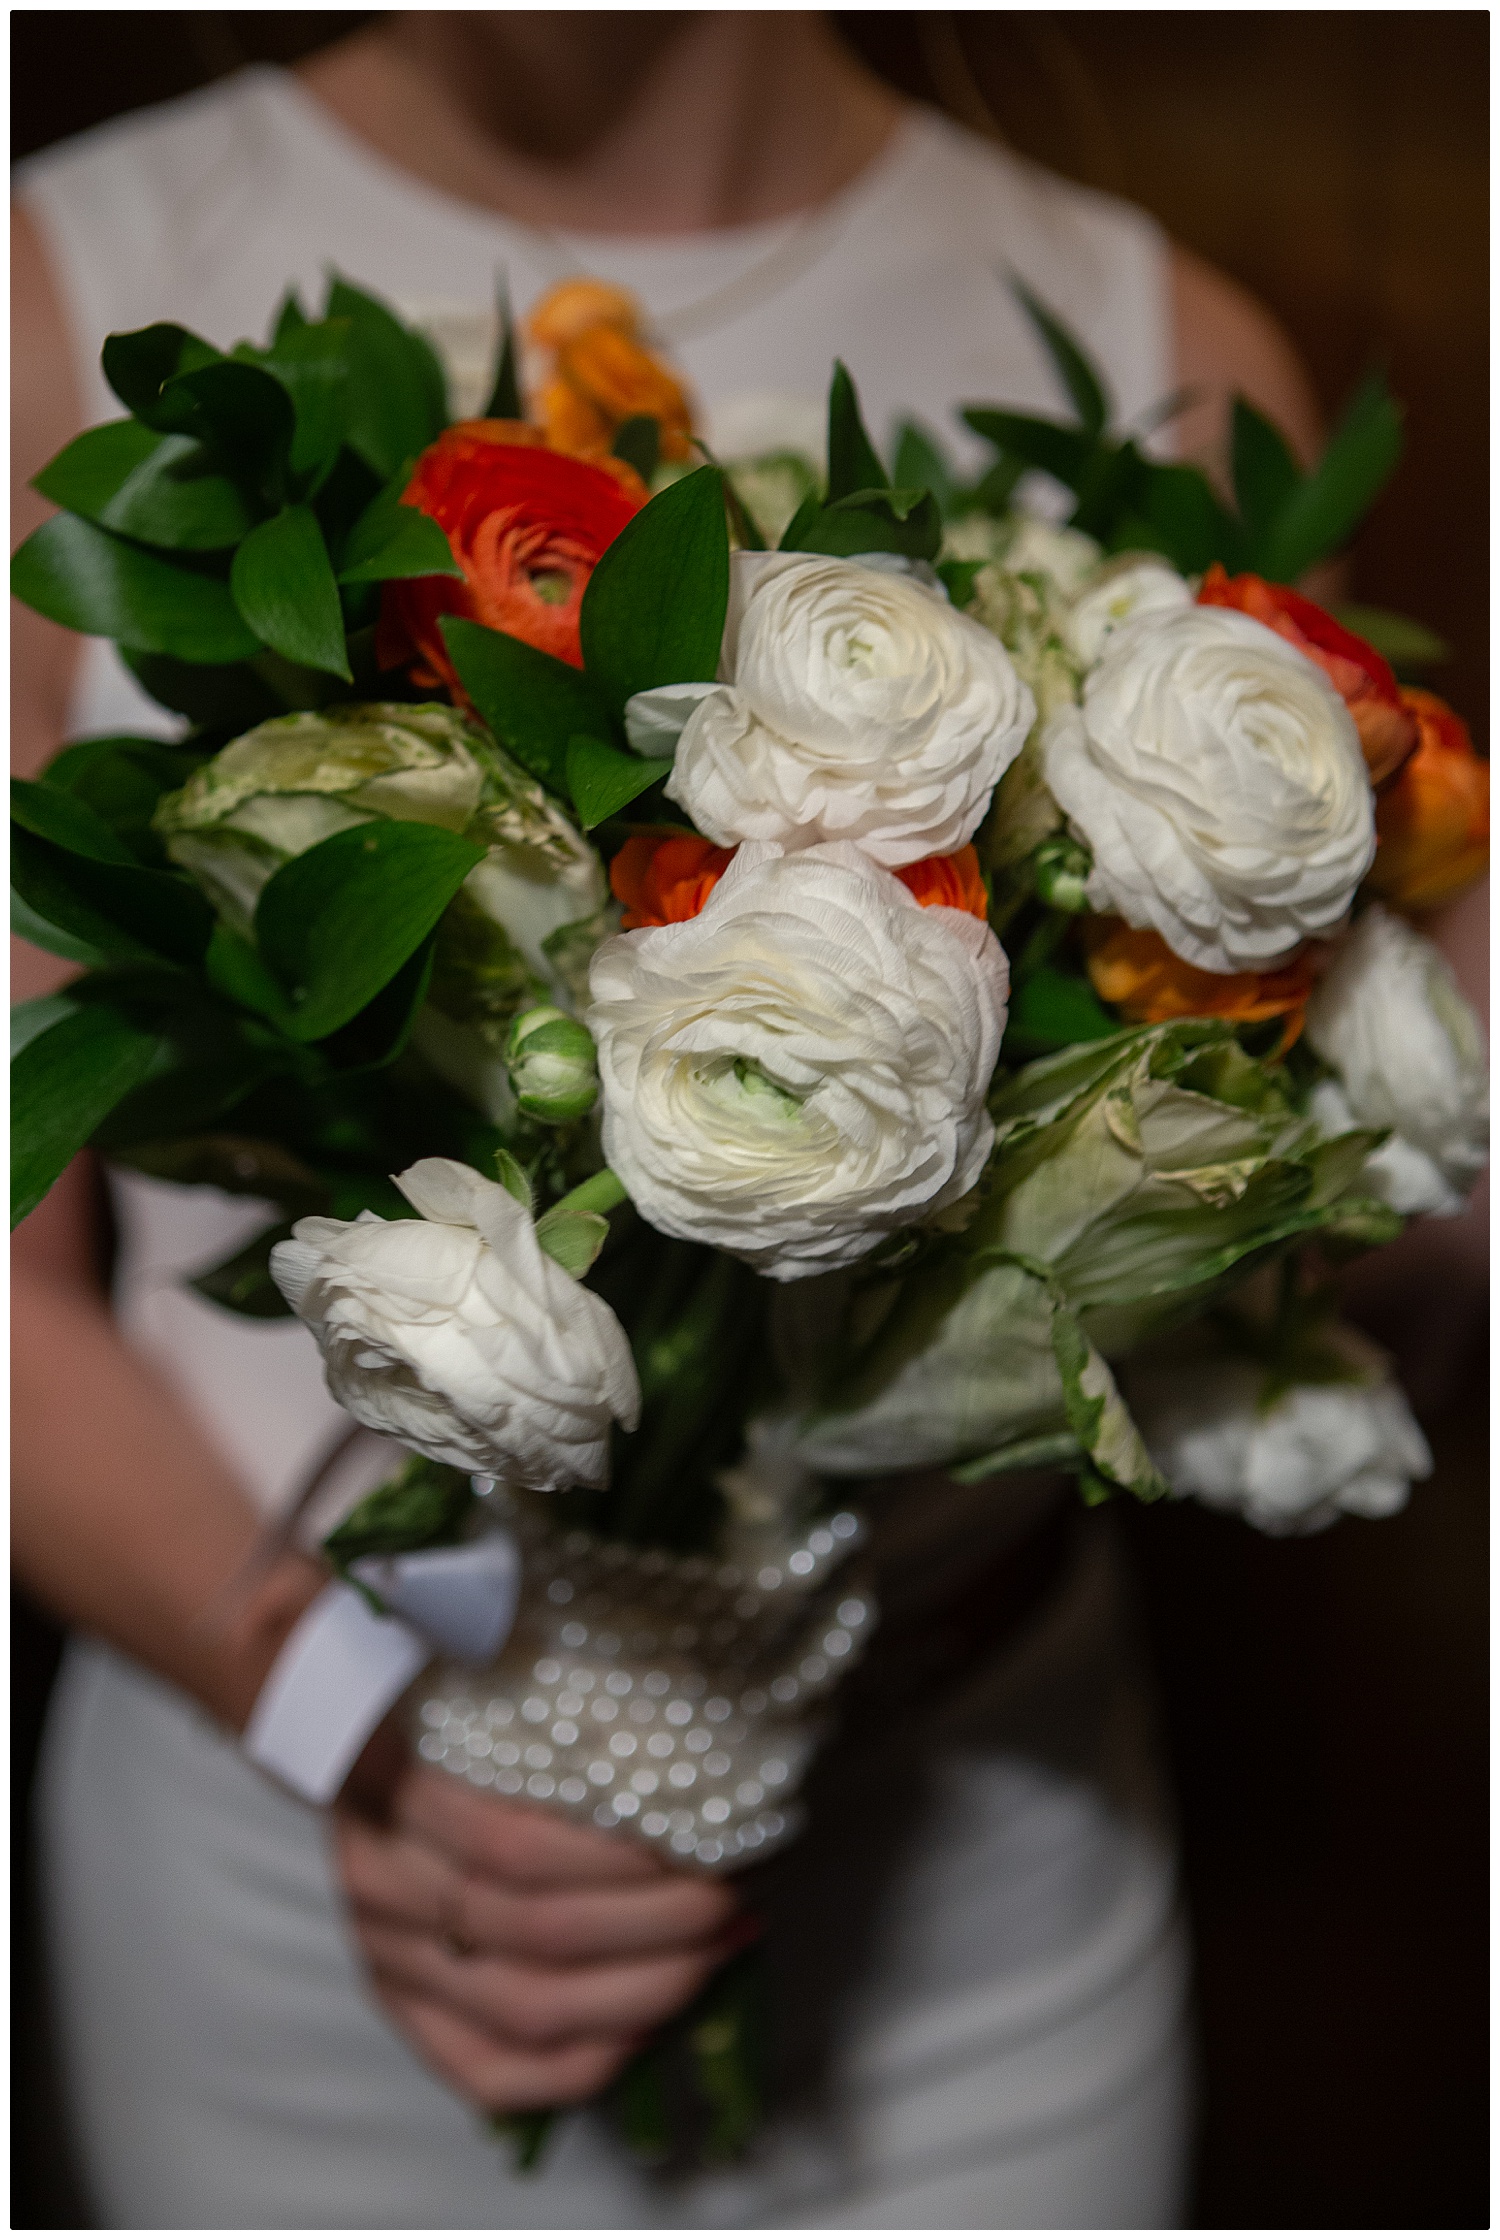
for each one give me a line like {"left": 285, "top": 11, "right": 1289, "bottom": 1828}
{"left": 251, "top": 820, "right": 484, "bottom": 1042}
{"left": 33, "top": 422, "right": 256, "bottom": 552}
{"left": 442, "top": 618, "right": 614, "bottom": 793}
{"left": 482, "top": 274, "right": 523, "bottom": 420}
{"left": 1010, "top": 274, "right": 1108, "bottom": 437}
{"left": 323, "top": 1451, "right": 477, "bottom": 1569}
{"left": 13, "top": 776, "right": 215, "bottom": 968}
{"left": 188, "top": 1221, "right": 298, "bottom": 1317}
{"left": 825, "top": 359, "right": 888, "bottom": 502}
{"left": 337, "top": 474, "right": 462, "bottom": 585}
{"left": 325, "top": 276, "right": 448, "bottom": 480}
{"left": 565, "top": 734, "right": 672, "bottom": 829}
{"left": 11, "top": 1003, "right": 160, "bottom": 1227}
{"left": 230, "top": 506, "right": 351, "bottom": 680}
{"left": 791, "top": 486, "right": 943, "bottom": 563}
{"left": 611, "top": 415, "right": 661, "bottom": 482}
{"left": 1331, "top": 602, "right": 1449, "bottom": 676}
{"left": 580, "top": 466, "right": 730, "bottom": 715}
{"left": 41, "top": 735, "right": 205, "bottom": 866}
{"left": 1002, "top": 963, "right": 1119, "bottom": 1058}
{"left": 960, "top": 282, "right": 1403, "bottom": 581}
{"left": 11, "top": 513, "right": 261, "bottom": 664}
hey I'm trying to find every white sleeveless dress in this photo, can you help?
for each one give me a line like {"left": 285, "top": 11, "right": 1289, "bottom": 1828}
{"left": 18, "top": 72, "right": 1193, "bottom": 2229}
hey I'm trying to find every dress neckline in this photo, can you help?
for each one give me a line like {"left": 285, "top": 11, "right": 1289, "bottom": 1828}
{"left": 258, "top": 61, "right": 936, "bottom": 280}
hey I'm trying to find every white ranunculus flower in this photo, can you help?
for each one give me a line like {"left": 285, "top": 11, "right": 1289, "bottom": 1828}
{"left": 1131, "top": 1329, "right": 1431, "bottom": 1535}
{"left": 1043, "top": 605, "right": 1375, "bottom": 972}
{"left": 660, "top": 552, "right": 1034, "bottom": 867}
{"left": 1305, "top": 904, "right": 1488, "bottom": 1215}
{"left": 1064, "top": 554, "right": 1193, "bottom": 668}
{"left": 270, "top": 1159, "right": 640, "bottom": 1489}
{"left": 587, "top": 841, "right": 1009, "bottom": 1282}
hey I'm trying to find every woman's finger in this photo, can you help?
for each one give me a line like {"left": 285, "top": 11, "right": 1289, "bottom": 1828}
{"left": 374, "top": 1984, "right": 638, "bottom": 2112}
{"left": 393, "top": 1763, "right": 671, "bottom": 1889}
{"left": 357, "top": 1918, "right": 737, "bottom": 2048}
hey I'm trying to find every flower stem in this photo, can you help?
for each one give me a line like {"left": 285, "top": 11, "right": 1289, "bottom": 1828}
{"left": 550, "top": 1167, "right": 629, "bottom": 1219}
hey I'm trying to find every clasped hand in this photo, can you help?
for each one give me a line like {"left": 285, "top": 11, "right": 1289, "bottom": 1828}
{"left": 335, "top": 1733, "right": 754, "bottom": 2113}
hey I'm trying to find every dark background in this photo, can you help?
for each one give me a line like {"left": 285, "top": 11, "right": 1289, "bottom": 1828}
{"left": 12, "top": 11, "right": 1488, "bottom": 2229}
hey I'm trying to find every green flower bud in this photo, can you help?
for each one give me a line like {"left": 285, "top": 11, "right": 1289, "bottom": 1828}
{"left": 1032, "top": 833, "right": 1093, "bottom": 913}
{"left": 505, "top": 1006, "right": 599, "bottom": 1124}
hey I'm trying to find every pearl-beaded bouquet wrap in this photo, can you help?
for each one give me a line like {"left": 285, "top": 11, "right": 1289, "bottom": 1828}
{"left": 12, "top": 272, "right": 1487, "bottom": 2157}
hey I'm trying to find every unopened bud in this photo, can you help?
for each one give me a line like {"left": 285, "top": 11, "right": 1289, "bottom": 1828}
{"left": 505, "top": 1006, "right": 598, "bottom": 1124}
{"left": 1032, "top": 833, "right": 1092, "bottom": 914}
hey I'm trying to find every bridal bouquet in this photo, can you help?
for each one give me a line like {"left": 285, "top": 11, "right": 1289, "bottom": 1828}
{"left": 12, "top": 273, "right": 1487, "bottom": 2158}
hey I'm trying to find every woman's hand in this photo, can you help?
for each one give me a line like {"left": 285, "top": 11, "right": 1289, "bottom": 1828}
{"left": 333, "top": 1743, "right": 752, "bottom": 2112}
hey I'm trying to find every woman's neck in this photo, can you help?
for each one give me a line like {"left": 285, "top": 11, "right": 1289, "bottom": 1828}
{"left": 297, "top": 12, "right": 908, "bottom": 238}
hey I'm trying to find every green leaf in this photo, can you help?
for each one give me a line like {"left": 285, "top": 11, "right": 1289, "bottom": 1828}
{"left": 1003, "top": 965, "right": 1120, "bottom": 1058}
{"left": 792, "top": 487, "right": 942, "bottom": 562}
{"left": 322, "top": 1451, "right": 476, "bottom": 1567}
{"left": 259, "top": 318, "right": 351, "bottom": 485}
{"left": 41, "top": 735, "right": 204, "bottom": 867}
{"left": 101, "top": 323, "right": 222, "bottom": 429}
{"left": 1132, "top": 461, "right": 1247, "bottom": 574}
{"left": 1230, "top": 397, "right": 1302, "bottom": 544}
{"left": 254, "top": 819, "right": 485, "bottom": 1043}
{"left": 121, "top": 647, "right": 284, "bottom": 729}
{"left": 483, "top": 274, "right": 523, "bottom": 420}
{"left": 325, "top": 276, "right": 447, "bottom": 481}
{"left": 1331, "top": 602, "right": 1450, "bottom": 674}
{"left": 13, "top": 781, "right": 215, "bottom": 968}
{"left": 891, "top": 420, "right": 957, "bottom": 512}
{"left": 11, "top": 513, "right": 261, "bottom": 663}
{"left": 33, "top": 421, "right": 256, "bottom": 552}
{"left": 565, "top": 734, "right": 672, "bottom": 830}
{"left": 961, "top": 408, "right": 1097, "bottom": 492}
{"left": 12, "top": 992, "right": 79, "bottom": 1059}
{"left": 230, "top": 505, "right": 351, "bottom": 680}
{"left": 611, "top": 414, "right": 661, "bottom": 483}
{"left": 1255, "top": 372, "right": 1404, "bottom": 582}
{"left": 937, "top": 559, "right": 984, "bottom": 609}
{"left": 580, "top": 465, "right": 729, "bottom": 716}
{"left": 12, "top": 774, "right": 135, "bottom": 863}
{"left": 777, "top": 490, "right": 824, "bottom": 553}
{"left": 189, "top": 1221, "right": 298, "bottom": 1318}
{"left": 11, "top": 1004, "right": 160, "bottom": 1226}
{"left": 1010, "top": 277, "right": 1110, "bottom": 438}
{"left": 337, "top": 476, "right": 462, "bottom": 584}
{"left": 825, "top": 360, "right": 888, "bottom": 503}
{"left": 441, "top": 616, "right": 613, "bottom": 792}
{"left": 159, "top": 358, "right": 296, "bottom": 498}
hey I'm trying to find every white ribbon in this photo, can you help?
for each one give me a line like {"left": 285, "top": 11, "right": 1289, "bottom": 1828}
{"left": 243, "top": 1531, "right": 522, "bottom": 1807}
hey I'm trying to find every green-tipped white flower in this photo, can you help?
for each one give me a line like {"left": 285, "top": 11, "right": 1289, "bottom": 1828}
{"left": 506, "top": 1006, "right": 599, "bottom": 1125}
{"left": 156, "top": 704, "right": 611, "bottom": 1121}
{"left": 155, "top": 704, "right": 489, "bottom": 929}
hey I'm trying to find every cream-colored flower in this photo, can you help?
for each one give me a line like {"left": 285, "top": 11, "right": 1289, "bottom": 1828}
{"left": 659, "top": 552, "right": 1033, "bottom": 867}
{"left": 1130, "top": 1326, "right": 1431, "bottom": 1535}
{"left": 1306, "top": 903, "right": 1488, "bottom": 1215}
{"left": 270, "top": 1159, "right": 639, "bottom": 1489}
{"left": 1064, "top": 554, "right": 1193, "bottom": 667}
{"left": 1044, "top": 605, "right": 1374, "bottom": 972}
{"left": 588, "top": 841, "right": 1009, "bottom": 1282}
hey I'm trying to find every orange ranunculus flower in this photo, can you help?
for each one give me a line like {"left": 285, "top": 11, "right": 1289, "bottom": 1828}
{"left": 1083, "top": 917, "right": 1318, "bottom": 1047}
{"left": 1366, "top": 687, "right": 1490, "bottom": 912}
{"left": 527, "top": 279, "right": 696, "bottom": 464}
{"left": 1198, "top": 563, "right": 1418, "bottom": 787}
{"left": 894, "top": 845, "right": 990, "bottom": 920}
{"left": 611, "top": 838, "right": 991, "bottom": 933}
{"left": 377, "top": 421, "right": 646, "bottom": 679}
{"left": 610, "top": 834, "right": 737, "bottom": 929}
